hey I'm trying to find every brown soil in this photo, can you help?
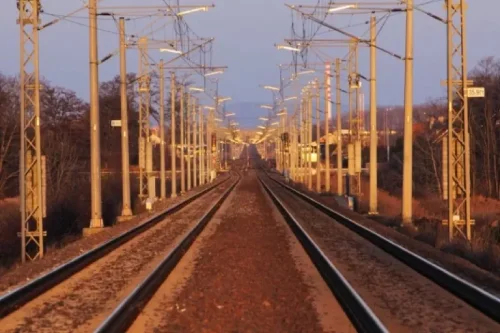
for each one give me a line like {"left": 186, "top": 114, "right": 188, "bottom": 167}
{"left": 140, "top": 171, "right": 350, "bottom": 333}
{"left": 0, "top": 175, "right": 228, "bottom": 295}
{"left": 265, "top": 176, "right": 500, "bottom": 332}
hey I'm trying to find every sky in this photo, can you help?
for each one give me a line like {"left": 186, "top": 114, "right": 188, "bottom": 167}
{"left": 1, "top": 0, "right": 499, "bottom": 128}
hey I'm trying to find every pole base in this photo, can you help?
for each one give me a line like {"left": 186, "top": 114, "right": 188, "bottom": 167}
{"left": 117, "top": 214, "right": 134, "bottom": 223}
{"left": 170, "top": 194, "right": 177, "bottom": 199}
{"left": 89, "top": 218, "right": 104, "bottom": 228}
{"left": 368, "top": 211, "right": 379, "bottom": 216}
{"left": 82, "top": 226, "right": 108, "bottom": 237}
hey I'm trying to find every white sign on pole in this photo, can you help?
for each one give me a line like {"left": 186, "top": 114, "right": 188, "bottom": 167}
{"left": 111, "top": 120, "right": 122, "bottom": 127}
{"left": 466, "top": 87, "right": 485, "bottom": 98}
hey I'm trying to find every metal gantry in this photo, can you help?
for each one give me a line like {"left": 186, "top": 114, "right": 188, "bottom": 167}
{"left": 18, "top": 0, "right": 46, "bottom": 262}
{"left": 444, "top": 0, "right": 473, "bottom": 241}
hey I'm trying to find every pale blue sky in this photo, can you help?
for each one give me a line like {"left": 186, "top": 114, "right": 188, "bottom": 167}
{"left": 1, "top": 0, "right": 499, "bottom": 120}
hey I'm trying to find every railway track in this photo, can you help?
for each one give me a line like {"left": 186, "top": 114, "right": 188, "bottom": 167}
{"left": 259, "top": 175, "right": 387, "bottom": 333}
{"left": 3, "top": 166, "right": 498, "bottom": 332}
{"left": 260, "top": 171, "right": 500, "bottom": 332}
{"left": 110, "top": 170, "right": 360, "bottom": 333}
{"left": 95, "top": 175, "right": 239, "bottom": 332}
{"left": 0, "top": 173, "right": 239, "bottom": 332}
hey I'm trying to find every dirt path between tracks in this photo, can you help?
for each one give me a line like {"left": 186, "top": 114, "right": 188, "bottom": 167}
{"left": 131, "top": 171, "right": 353, "bottom": 333}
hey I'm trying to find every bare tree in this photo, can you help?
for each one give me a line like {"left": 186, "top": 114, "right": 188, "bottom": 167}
{"left": 0, "top": 75, "right": 20, "bottom": 198}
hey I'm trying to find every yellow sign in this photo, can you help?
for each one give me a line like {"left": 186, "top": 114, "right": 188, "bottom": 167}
{"left": 466, "top": 87, "right": 485, "bottom": 98}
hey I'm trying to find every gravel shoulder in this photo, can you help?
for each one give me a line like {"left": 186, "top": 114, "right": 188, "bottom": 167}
{"left": 269, "top": 172, "right": 500, "bottom": 296}
{"left": 132, "top": 171, "right": 353, "bottom": 333}
{"left": 265, "top": 176, "right": 500, "bottom": 333}
{"left": 0, "top": 179, "right": 234, "bottom": 333}
{"left": 0, "top": 176, "right": 228, "bottom": 295}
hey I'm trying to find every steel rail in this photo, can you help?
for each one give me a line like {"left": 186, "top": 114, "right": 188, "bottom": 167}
{"left": 259, "top": 175, "right": 388, "bottom": 333}
{"left": 267, "top": 173, "right": 500, "bottom": 323}
{"left": 0, "top": 175, "right": 232, "bottom": 318}
{"left": 95, "top": 175, "right": 240, "bottom": 332}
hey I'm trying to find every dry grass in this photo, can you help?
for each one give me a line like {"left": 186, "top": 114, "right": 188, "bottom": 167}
{"left": 0, "top": 174, "right": 141, "bottom": 269}
{"left": 0, "top": 200, "right": 21, "bottom": 269}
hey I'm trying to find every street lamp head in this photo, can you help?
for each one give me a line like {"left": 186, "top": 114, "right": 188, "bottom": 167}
{"left": 263, "top": 85, "right": 280, "bottom": 91}
{"left": 189, "top": 87, "right": 204, "bottom": 92}
{"left": 297, "top": 69, "right": 315, "bottom": 76}
{"left": 177, "top": 6, "right": 209, "bottom": 16}
{"left": 260, "top": 105, "right": 273, "bottom": 110}
{"left": 204, "top": 70, "right": 224, "bottom": 77}
{"left": 328, "top": 4, "right": 357, "bottom": 13}
{"left": 276, "top": 44, "right": 301, "bottom": 52}
{"left": 160, "top": 48, "right": 182, "bottom": 54}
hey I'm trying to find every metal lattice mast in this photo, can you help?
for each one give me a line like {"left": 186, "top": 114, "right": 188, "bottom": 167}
{"left": 138, "top": 37, "right": 150, "bottom": 200}
{"left": 445, "top": 0, "right": 472, "bottom": 240}
{"left": 347, "top": 41, "right": 357, "bottom": 142}
{"left": 18, "top": 0, "right": 46, "bottom": 262}
{"left": 347, "top": 40, "right": 361, "bottom": 195}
